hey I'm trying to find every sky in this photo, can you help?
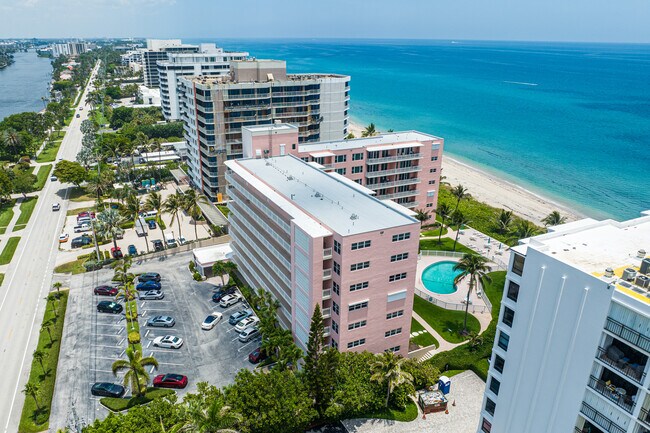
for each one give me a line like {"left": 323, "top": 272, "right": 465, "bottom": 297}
{"left": 1, "top": 0, "right": 650, "bottom": 43}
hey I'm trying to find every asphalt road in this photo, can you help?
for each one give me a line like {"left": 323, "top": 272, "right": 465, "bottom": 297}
{"left": 0, "top": 63, "right": 99, "bottom": 432}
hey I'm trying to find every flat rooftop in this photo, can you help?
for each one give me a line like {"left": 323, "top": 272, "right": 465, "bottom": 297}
{"left": 299, "top": 131, "right": 443, "bottom": 153}
{"left": 231, "top": 155, "right": 417, "bottom": 236}
{"left": 190, "top": 73, "right": 349, "bottom": 86}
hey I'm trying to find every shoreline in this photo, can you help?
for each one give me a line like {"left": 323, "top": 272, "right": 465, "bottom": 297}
{"left": 348, "top": 120, "right": 583, "bottom": 225}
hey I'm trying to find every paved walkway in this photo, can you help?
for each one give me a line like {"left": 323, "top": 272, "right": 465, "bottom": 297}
{"left": 412, "top": 311, "right": 462, "bottom": 353}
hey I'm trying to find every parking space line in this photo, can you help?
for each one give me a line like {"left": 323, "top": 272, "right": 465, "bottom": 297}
{"left": 92, "top": 344, "right": 122, "bottom": 350}
{"left": 92, "top": 369, "right": 114, "bottom": 374}
{"left": 95, "top": 333, "right": 122, "bottom": 338}
{"left": 95, "top": 356, "right": 125, "bottom": 361}
{"left": 237, "top": 337, "right": 261, "bottom": 352}
{"left": 155, "top": 361, "right": 185, "bottom": 367}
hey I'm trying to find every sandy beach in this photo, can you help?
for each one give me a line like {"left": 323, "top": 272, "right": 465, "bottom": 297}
{"left": 349, "top": 121, "right": 583, "bottom": 224}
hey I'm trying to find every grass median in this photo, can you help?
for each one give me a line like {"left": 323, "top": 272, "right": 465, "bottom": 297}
{"left": 12, "top": 197, "right": 38, "bottom": 232}
{"left": 36, "top": 140, "right": 63, "bottom": 163}
{"left": 18, "top": 290, "right": 69, "bottom": 433}
{"left": 0, "top": 200, "right": 16, "bottom": 235}
{"left": 100, "top": 388, "right": 174, "bottom": 412}
{"left": 0, "top": 236, "right": 21, "bottom": 265}
{"left": 34, "top": 165, "right": 53, "bottom": 191}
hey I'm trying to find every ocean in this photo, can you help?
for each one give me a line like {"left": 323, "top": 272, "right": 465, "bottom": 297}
{"left": 0, "top": 50, "right": 52, "bottom": 121}
{"left": 187, "top": 38, "right": 650, "bottom": 220}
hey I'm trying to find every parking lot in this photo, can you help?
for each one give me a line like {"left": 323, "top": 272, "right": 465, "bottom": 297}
{"left": 50, "top": 251, "right": 257, "bottom": 429}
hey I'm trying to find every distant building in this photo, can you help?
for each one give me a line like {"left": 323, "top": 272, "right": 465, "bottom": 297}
{"left": 157, "top": 43, "right": 248, "bottom": 121}
{"left": 137, "top": 85, "right": 161, "bottom": 106}
{"left": 477, "top": 211, "right": 650, "bottom": 433}
{"left": 179, "top": 59, "right": 350, "bottom": 200}
{"left": 141, "top": 39, "right": 199, "bottom": 88}
{"left": 225, "top": 155, "right": 419, "bottom": 355}
{"left": 51, "top": 42, "right": 94, "bottom": 58}
{"left": 120, "top": 49, "right": 144, "bottom": 72}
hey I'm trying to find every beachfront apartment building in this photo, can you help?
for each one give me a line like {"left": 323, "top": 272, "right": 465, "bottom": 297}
{"left": 241, "top": 123, "right": 444, "bottom": 210}
{"left": 477, "top": 211, "right": 650, "bottom": 433}
{"left": 157, "top": 43, "right": 248, "bottom": 121}
{"left": 51, "top": 42, "right": 94, "bottom": 58}
{"left": 224, "top": 155, "right": 419, "bottom": 355}
{"left": 142, "top": 39, "right": 200, "bottom": 87}
{"left": 178, "top": 59, "right": 350, "bottom": 201}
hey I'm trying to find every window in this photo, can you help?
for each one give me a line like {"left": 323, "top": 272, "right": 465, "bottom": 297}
{"left": 390, "top": 252, "right": 409, "bottom": 262}
{"left": 389, "top": 272, "right": 407, "bottom": 282}
{"left": 352, "top": 166, "right": 363, "bottom": 174}
{"left": 428, "top": 180, "right": 436, "bottom": 185}
{"left": 333, "top": 301, "right": 339, "bottom": 315}
{"left": 385, "top": 346, "right": 401, "bottom": 353}
{"left": 335, "top": 155, "right": 347, "bottom": 163}
{"left": 426, "top": 203, "right": 433, "bottom": 208}
{"left": 350, "top": 281, "right": 369, "bottom": 292}
{"left": 332, "top": 281, "right": 340, "bottom": 295}
{"left": 352, "top": 153, "right": 364, "bottom": 161}
{"left": 348, "top": 301, "right": 368, "bottom": 311}
{"left": 386, "top": 310, "right": 404, "bottom": 319}
{"left": 351, "top": 240, "right": 371, "bottom": 250}
{"left": 292, "top": 143, "right": 296, "bottom": 150}
{"left": 429, "top": 168, "right": 437, "bottom": 173}
{"left": 385, "top": 328, "right": 402, "bottom": 337}
{"left": 431, "top": 156, "right": 439, "bottom": 161}
{"left": 485, "top": 398, "right": 496, "bottom": 416}
{"left": 348, "top": 320, "right": 367, "bottom": 330}
{"left": 331, "top": 340, "right": 338, "bottom": 349}
{"left": 333, "top": 261, "right": 340, "bottom": 275}
{"left": 512, "top": 254, "right": 525, "bottom": 276}
{"left": 502, "top": 307, "right": 515, "bottom": 327}
{"left": 489, "top": 377, "right": 500, "bottom": 396}
{"left": 481, "top": 418, "right": 492, "bottom": 433}
{"left": 507, "top": 281, "right": 520, "bottom": 302}
{"left": 332, "top": 321, "right": 339, "bottom": 334}
{"left": 392, "top": 232, "right": 411, "bottom": 242}
{"left": 498, "top": 331, "right": 510, "bottom": 351}
{"left": 350, "top": 261, "right": 370, "bottom": 271}
{"left": 493, "top": 355, "right": 505, "bottom": 374}
{"left": 333, "top": 240, "right": 341, "bottom": 254}
{"left": 347, "top": 338, "right": 366, "bottom": 348}
{"left": 335, "top": 168, "right": 346, "bottom": 175}
{"left": 427, "top": 191, "right": 435, "bottom": 197}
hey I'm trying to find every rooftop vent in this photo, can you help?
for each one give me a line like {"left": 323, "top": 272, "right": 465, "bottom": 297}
{"left": 350, "top": 214, "right": 359, "bottom": 220}
{"left": 638, "top": 249, "right": 647, "bottom": 259}
{"left": 622, "top": 268, "right": 637, "bottom": 281}
{"left": 605, "top": 268, "right": 614, "bottom": 278}
{"left": 287, "top": 175, "right": 294, "bottom": 181}
{"left": 635, "top": 275, "right": 650, "bottom": 289}
{"left": 314, "top": 192, "right": 322, "bottom": 198}
{"left": 641, "top": 258, "right": 650, "bottom": 275}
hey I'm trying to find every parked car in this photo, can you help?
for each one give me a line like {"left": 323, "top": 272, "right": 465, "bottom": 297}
{"left": 238, "top": 327, "right": 260, "bottom": 343}
{"left": 128, "top": 244, "right": 137, "bottom": 256}
{"left": 91, "top": 382, "right": 125, "bottom": 398}
{"left": 140, "top": 290, "right": 164, "bottom": 300}
{"left": 228, "top": 309, "right": 253, "bottom": 325}
{"left": 152, "top": 239, "right": 164, "bottom": 251}
{"left": 50, "top": 175, "right": 58, "bottom": 181}
{"left": 73, "top": 224, "right": 91, "bottom": 233}
{"left": 76, "top": 113, "right": 80, "bottom": 118}
{"left": 58, "top": 233, "right": 69, "bottom": 243}
{"left": 139, "top": 272, "right": 161, "bottom": 282}
{"left": 77, "top": 211, "right": 95, "bottom": 219}
{"left": 111, "top": 247, "right": 123, "bottom": 259}
{"left": 177, "top": 236, "right": 187, "bottom": 245}
{"left": 77, "top": 217, "right": 92, "bottom": 225}
{"left": 94, "top": 285, "right": 118, "bottom": 296}
{"left": 97, "top": 301, "right": 123, "bottom": 314}
{"left": 71, "top": 235, "right": 92, "bottom": 248}
{"left": 201, "top": 312, "right": 223, "bottom": 330}
{"left": 153, "top": 335, "right": 183, "bottom": 349}
{"left": 153, "top": 374, "right": 188, "bottom": 389}
{"left": 212, "top": 286, "right": 237, "bottom": 303}
{"left": 219, "top": 293, "right": 242, "bottom": 308}
{"left": 147, "top": 315, "right": 175, "bottom": 328}
{"left": 147, "top": 219, "right": 157, "bottom": 229}
{"left": 248, "top": 347, "right": 268, "bottom": 364}
{"left": 52, "top": 203, "right": 60, "bottom": 211}
{"left": 235, "top": 316, "right": 260, "bottom": 333}
{"left": 137, "top": 280, "right": 161, "bottom": 291}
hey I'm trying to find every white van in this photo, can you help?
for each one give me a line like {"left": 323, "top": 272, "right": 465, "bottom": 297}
{"left": 141, "top": 210, "right": 158, "bottom": 218}
{"left": 165, "top": 232, "right": 177, "bottom": 247}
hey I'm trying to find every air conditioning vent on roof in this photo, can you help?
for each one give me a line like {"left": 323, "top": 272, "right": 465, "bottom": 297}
{"left": 605, "top": 268, "right": 614, "bottom": 278}
{"left": 350, "top": 214, "right": 358, "bottom": 220}
{"left": 287, "top": 175, "right": 294, "bottom": 181}
{"left": 622, "top": 268, "right": 637, "bottom": 281}
{"left": 635, "top": 275, "right": 650, "bottom": 289}
{"left": 314, "top": 192, "right": 322, "bottom": 198}
{"left": 639, "top": 249, "right": 647, "bottom": 259}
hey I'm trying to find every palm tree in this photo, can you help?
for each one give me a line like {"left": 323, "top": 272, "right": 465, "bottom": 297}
{"left": 23, "top": 382, "right": 40, "bottom": 411}
{"left": 123, "top": 193, "right": 150, "bottom": 253}
{"left": 94, "top": 208, "right": 125, "bottom": 250}
{"left": 183, "top": 189, "right": 208, "bottom": 241}
{"left": 454, "top": 253, "right": 492, "bottom": 333}
{"left": 542, "top": 210, "right": 567, "bottom": 227}
{"left": 163, "top": 192, "right": 184, "bottom": 240}
{"left": 369, "top": 352, "right": 414, "bottom": 408}
{"left": 52, "top": 281, "right": 62, "bottom": 296}
{"left": 496, "top": 209, "right": 513, "bottom": 234}
{"left": 33, "top": 349, "right": 46, "bottom": 374}
{"left": 111, "top": 346, "right": 158, "bottom": 397}
{"left": 451, "top": 184, "right": 469, "bottom": 212}
{"left": 113, "top": 256, "right": 135, "bottom": 285}
{"left": 47, "top": 293, "right": 59, "bottom": 319}
{"left": 414, "top": 209, "right": 431, "bottom": 228}
{"left": 508, "top": 220, "right": 541, "bottom": 244}
{"left": 41, "top": 319, "right": 53, "bottom": 345}
{"left": 146, "top": 191, "right": 166, "bottom": 247}
{"left": 361, "top": 123, "right": 377, "bottom": 137}
{"left": 451, "top": 211, "right": 471, "bottom": 251}
{"left": 212, "top": 262, "right": 228, "bottom": 287}
{"left": 436, "top": 203, "right": 453, "bottom": 245}
{"left": 2, "top": 128, "right": 22, "bottom": 156}
{"left": 171, "top": 398, "right": 243, "bottom": 433}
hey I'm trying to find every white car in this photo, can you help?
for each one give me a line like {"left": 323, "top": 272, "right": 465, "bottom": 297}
{"left": 52, "top": 203, "right": 60, "bottom": 211}
{"left": 235, "top": 316, "right": 260, "bottom": 333}
{"left": 152, "top": 335, "right": 183, "bottom": 349}
{"left": 58, "top": 233, "right": 69, "bottom": 243}
{"left": 50, "top": 175, "right": 58, "bottom": 181}
{"left": 201, "top": 312, "right": 223, "bottom": 330}
{"left": 219, "top": 293, "right": 242, "bottom": 308}
{"left": 238, "top": 327, "right": 260, "bottom": 343}
{"left": 74, "top": 224, "right": 91, "bottom": 233}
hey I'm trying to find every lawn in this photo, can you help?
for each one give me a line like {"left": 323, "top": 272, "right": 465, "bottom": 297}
{"left": 412, "top": 295, "right": 480, "bottom": 343}
{"left": 420, "top": 226, "right": 448, "bottom": 237}
{"left": 100, "top": 388, "right": 174, "bottom": 412}
{"left": 18, "top": 290, "right": 69, "bottom": 433}
{"left": 68, "top": 187, "right": 99, "bottom": 202}
{"left": 13, "top": 197, "right": 38, "bottom": 232}
{"left": 0, "top": 273, "right": 4, "bottom": 286}
{"left": 0, "top": 236, "right": 21, "bottom": 265}
{"left": 357, "top": 400, "right": 419, "bottom": 422}
{"left": 36, "top": 140, "right": 63, "bottom": 163}
{"left": 0, "top": 200, "right": 16, "bottom": 234}
{"left": 410, "top": 318, "right": 425, "bottom": 333}
{"left": 217, "top": 205, "right": 230, "bottom": 217}
{"left": 92, "top": 110, "right": 109, "bottom": 127}
{"left": 411, "top": 331, "right": 438, "bottom": 348}
{"left": 419, "top": 237, "right": 475, "bottom": 255}
{"left": 53, "top": 258, "right": 86, "bottom": 274}
{"left": 34, "top": 164, "right": 53, "bottom": 191}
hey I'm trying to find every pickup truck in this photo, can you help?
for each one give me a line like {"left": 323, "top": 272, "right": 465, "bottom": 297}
{"left": 74, "top": 224, "right": 91, "bottom": 233}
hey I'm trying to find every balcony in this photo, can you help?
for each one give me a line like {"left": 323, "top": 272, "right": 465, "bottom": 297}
{"left": 640, "top": 407, "right": 650, "bottom": 428}
{"left": 322, "top": 289, "right": 331, "bottom": 300}
{"left": 587, "top": 375, "right": 635, "bottom": 413}
{"left": 366, "top": 153, "right": 423, "bottom": 164}
{"left": 580, "top": 402, "right": 626, "bottom": 433}
{"left": 365, "top": 166, "right": 422, "bottom": 178}
{"left": 323, "top": 326, "right": 330, "bottom": 337}
{"left": 322, "top": 269, "right": 332, "bottom": 280}
{"left": 323, "top": 248, "right": 333, "bottom": 259}
{"left": 366, "top": 178, "right": 421, "bottom": 190}
{"left": 376, "top": 190, "right": 419, "bottom": 200}
{"left": 596, "top": 344, "right": 647, "bottom": 384}
{"left": 322, "top": 308, "right": 331, "bottom": 319}
{"left": 605, "top": 317, "right": 650, "bottom": 353}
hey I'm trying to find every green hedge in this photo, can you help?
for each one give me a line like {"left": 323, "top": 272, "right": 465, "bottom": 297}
{"left": 100, "top": 388, "right": 174, "bottom": 412}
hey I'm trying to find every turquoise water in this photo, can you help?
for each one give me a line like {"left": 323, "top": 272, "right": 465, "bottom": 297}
{"left": 421, "top": 261, "right": 462, "bottom": 295}
{"left": 0, "top": 51, "right": 52, "bottom": 121}
{"left": 190, "top": 39, "right": 650, "bottom": 220}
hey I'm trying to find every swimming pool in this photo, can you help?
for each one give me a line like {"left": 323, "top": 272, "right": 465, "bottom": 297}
{"left": 421, "top": 261, "right": 463, "bottom": 295}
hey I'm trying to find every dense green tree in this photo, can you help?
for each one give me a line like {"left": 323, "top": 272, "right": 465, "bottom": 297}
{"left": 83, "top": 396, "right": 181, "bottom": 433}
{"left": 454, "top": 253, "right": 492, "bottom": 333}
{"left": 53, "top": 160, "right": 87, "bottom": 187}
{"left": 95, "top": 208, "right": 125, "bottom": 250}
{"left": 401, "top": 358, "right": 440, "bottom": 390}
{"left": 112, "top": 347, "right": 159, "bottom": 397}
{"left": 171, "top": 388, "right": 243, "bottom": 433}
{"left": 110, "top": 106, "right": 135, "bottom": 129}
{"left": 508, "top": 219, "right": 541, "bottom": 243}
{"left": 0, "top": 170, "right": 13, "bottom": 201}
{"left": 12, "top": 170, "right": 36, "bottom": 197}
{"left": 496, "top": 209, "right": 514, "bottom": 234}
{"left": 104, "top": 86, "right": 122, "bottom": 100}
{"left": 369, "top": 352, "right": 414, "bottom": 408}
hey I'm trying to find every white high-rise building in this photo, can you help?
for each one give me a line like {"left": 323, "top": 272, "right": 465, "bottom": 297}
{"left": 141, "top": 39, "right": 199, "bottom": 87}
{"left": 157, "top": 43, "right": 248, "bottom": 120}
{"left": 477, "top": 211, "right": 650, "bottom": 433}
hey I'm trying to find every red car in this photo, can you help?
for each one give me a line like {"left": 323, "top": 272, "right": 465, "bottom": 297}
{"left": 94, "top": 285, "right": 118, "bottom": 296}
{"left": 153, "top": 374, "right": 188, "bottom": 389}
{"left": 77, "top": 211, "right": 96, "bottom": 219}
{"left": 248, "top": 347, "right": 267, "bottom": 364}
{"left": 111, "top": 247, "right": 123, "bottom": 259}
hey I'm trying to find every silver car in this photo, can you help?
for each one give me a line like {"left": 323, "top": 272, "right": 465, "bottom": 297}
{"left": 238, "top": 326, "right": 260, "bottom": 343}
{"left": 147, "top": 315, "right": 175, "bottom": 328}
{"left": 140, "top": 290, "right": 164, "bottom": 300}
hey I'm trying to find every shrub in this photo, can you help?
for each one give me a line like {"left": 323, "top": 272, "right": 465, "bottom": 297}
{"left": 188, "top": 261, "right": 196, "bottom": 272}
{"left": 192, "top": 271, "right": 202, "bottom": 281}
{"left": 83, "top": 260, "right": 101, "bottom": 271}
{"left": 126, "top": 310, "right": 138, "bottom": 321}
{"left": 128, "top": 331, "right": 140, "bottom": 345}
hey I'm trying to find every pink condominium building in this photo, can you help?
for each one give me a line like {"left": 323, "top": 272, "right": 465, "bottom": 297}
{"left": 242, "top": 123, "right": 444, "bottom": 210}
{"left": 224, "top": 155, "right": 420, "bottom": 355}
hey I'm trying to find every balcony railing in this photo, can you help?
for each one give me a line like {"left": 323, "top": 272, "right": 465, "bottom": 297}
{"left": 596, "top": 346, "right": 646, "bottom": 384}
{"left": 322, "top": 269, "right": 332, "bottom": 280}
{"left": 322, "top": 289, "right": 331, "bottom": 300}
{"left": 323, "top": 326, "right": 330, "bottom": 337}
{"left": 376, "top": 190, "right": 419, "bottom": 200}
{"left": 586, "top": 375, "right": 634, "bottom": 413}
{"left": 366, "top": 178, "right": 421, "bottom": 189}
{"left": 580, "top": 401, "right": 626, "bottom": 433}
{"left": 322, "top": 308, "right": 331, "bottom": 318}
{"left": 365, "top": 166, "right": 422, "bottom": 178}
{"left": 605, "top": 317, "right": 650, "bottom": 354}
{"left": 323, "top": 248, "right": 333, "bottom": 259}
{"left": 366, "top": 153, "right": 423, "bottom": 164}
{"left": 639, "top": 407, "right": 650, "bottom": 427}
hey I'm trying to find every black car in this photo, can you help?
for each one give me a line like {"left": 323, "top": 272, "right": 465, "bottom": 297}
{"left": 152, "top": 240, "right": 164, "bottom": 251}
{"left": 91, "top": 382, "right": 125, "bottom": 398}
{"left": 147, "top": 219, "right": 157, "bottom": 229}
{"left": 97, "top": 301, "right": 123, "bottom": 314}
{"left": 212, "top": 286, "right": 237, "bottom": 303}
{"left": 139, "top": 272, "right": 161, "bottom": 283}
{"left": 71, "top": 235, "right": 92, "bottom": 248}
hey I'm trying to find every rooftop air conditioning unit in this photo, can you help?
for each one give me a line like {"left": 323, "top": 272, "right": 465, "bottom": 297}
{"left": 638, "top": 249, "right": 647, "bottom": 259}
{"left": 635, "top": 275, "right": 650, "bottom": 289}
{"left": 604, "top": 268, "right": 614, "bottom": 278}
{"left": 641, "top": 258, "right": 650, "bottom": 275}
{"left": 314, "top": 192, "right": 322, "bottom": 198}
{"left": 622, "top": 268, "right": 637, "bottom": 281}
